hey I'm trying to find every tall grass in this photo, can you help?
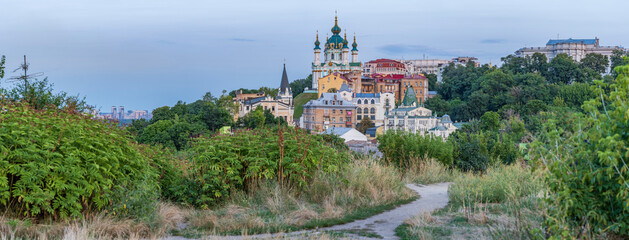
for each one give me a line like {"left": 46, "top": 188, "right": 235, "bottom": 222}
{"left": 448, "top": 162, "right": 543, "bottom": 207}
{"left": 184, "top": 157, "right": 415, "bottom": 235}
{"left": 403, "top": 159, "right": 459, "bottom": 185}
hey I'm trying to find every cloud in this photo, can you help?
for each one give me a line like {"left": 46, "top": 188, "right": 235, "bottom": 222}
{"left": 480, "top": 38, "right": 507, "bottom": 44}
{"left": 229, "top": 38, "right": 256, "bottom": 42}
{"left": 378, "top": 44, "right": 455, "bottom": 57}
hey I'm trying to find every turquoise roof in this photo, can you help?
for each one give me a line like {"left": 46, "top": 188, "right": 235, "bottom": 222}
{"left": 352, "top": 35, "right": 358, "bottom": 51}
{"left": 326, "top": 34, "right": 345, "bottom": 50}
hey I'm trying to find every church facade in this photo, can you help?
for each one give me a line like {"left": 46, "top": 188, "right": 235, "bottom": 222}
{"left": 235, "top": 64, "right": 294, "bottom": 125}
{"left": 312, "top": 16, "right": 362, "bottom": 92}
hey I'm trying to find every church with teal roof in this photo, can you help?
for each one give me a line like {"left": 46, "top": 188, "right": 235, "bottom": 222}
{"left": 312, "top": 15, "right": 362, "bottom": 91}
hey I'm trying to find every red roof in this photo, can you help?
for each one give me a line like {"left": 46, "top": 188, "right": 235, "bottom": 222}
{"left": 367, "top": 59, "right": 405, "bottom": 69}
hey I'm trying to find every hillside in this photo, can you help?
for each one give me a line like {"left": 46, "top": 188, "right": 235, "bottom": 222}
{"left": 292, "top": 92, "right": 318, "bottom": 120}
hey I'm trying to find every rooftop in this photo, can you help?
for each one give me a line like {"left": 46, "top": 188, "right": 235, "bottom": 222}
{"left": 546, "top": 38, "right": 597, "bottom": 45}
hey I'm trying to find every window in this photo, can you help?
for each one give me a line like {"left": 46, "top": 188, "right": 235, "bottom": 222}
{"left": 325, "top": 109, "right": 329, "bottom": 115}
{"left": 371, "top": 99, "right": 375, "bottom": 104}
{"left": 371, "top": 108, "right": 375, "bottom": 114}
{"left": 357, "top": 108, "right": 362, "bottom": 114}
{"left": 339, "top": 110, "right": 343, "bottom": 114}
{"left": 272, "top": 106, "right": 275, "bottom": 111}
{"left": 331, "top": 53, "right": 335, "bottom": 60}
{"left": 246, "top": 106, "right": 250, "bottom": 110}
{"left": 371, "top": 115, "right": 375, "bottom": 120}
{"left": 357, "top": 115, "right": 362, "bottom": 120}
{"left": 332, "top": 109, "right": 336, "bottom": 114}
{"left": 363, "top": 107, "right": 368, "bottom": 113}
{"left": 332, "top": 117, "right": 336, "bottom": 122}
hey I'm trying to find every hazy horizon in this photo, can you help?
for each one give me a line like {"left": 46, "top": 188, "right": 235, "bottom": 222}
{"left": 1, "top": 0, "right": 627, "bottom": 111}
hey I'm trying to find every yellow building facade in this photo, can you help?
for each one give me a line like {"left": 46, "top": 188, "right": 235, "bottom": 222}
{"left": 317, "top": 72, "right": 350, "bottom": 97}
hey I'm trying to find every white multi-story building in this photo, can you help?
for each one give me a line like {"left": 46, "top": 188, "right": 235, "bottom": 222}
{"left": 337, "top": 82, "right": 395, "bottom": 126}
{"left": 383, "top": 86, "right": 457, "bottom": 140}
{"left": 515, "top": 38, "right": 625, "bottom": 73}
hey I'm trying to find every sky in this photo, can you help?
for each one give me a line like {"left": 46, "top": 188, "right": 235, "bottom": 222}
{"left": 1, "top": 0, "right": 627, "bottom": 112}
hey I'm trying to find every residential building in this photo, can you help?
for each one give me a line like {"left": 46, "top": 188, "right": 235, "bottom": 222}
{"left": 515, "top": 38, "right": 626, "bottom": 72}
{"left": 311, "top": 15, "right": 362, "bottom": 91}
{"left": 400, "top": 57, "right": 480, "bottom": 76}
{"left": 337, "top": 82, "right": 395, "bottom": 126}
{"left": 360, "top": 73, "right": 428, "bottom": 103}
{"left": 235, "top": 64, "right": 294, "bottom": 125}
{"left": 301, "top": 92, "right": 357, "bottom": 131}
{"left": 383, "top": 86, "right": 457, "bottom": 140}
{"left": 363, "top": 59, "right": 407, "bottom": 75}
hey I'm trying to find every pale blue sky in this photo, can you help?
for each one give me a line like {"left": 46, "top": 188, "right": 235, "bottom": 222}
{"left": 1, "top": 0, "right": 627, "bottom": 111}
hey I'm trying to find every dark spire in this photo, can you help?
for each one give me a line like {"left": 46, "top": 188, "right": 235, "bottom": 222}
{"left": 279, "top": 63, "right": 291, "bottom": 94}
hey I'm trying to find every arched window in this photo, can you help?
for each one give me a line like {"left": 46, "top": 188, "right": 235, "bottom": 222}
{"left": 363, "top": 107, "right": 368, "bottom": 113}
{"left": 357, "top": 108, "right": 362, "bottom": 114}
{"left": 371, "top": 99, "right": 375, "bottom": 104}
{"left": 357, "top": 99, "right": 362, "bottom": 104}
{"left": 331, "top": 53, "right": 335, "bottom": 60}
{"left": 370, "top": 108, "right": 376, "bottom": 114}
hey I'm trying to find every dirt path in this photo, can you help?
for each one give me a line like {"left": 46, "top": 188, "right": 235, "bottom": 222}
{"left": 166, "top": 182, "right": 450, "bottom": 240}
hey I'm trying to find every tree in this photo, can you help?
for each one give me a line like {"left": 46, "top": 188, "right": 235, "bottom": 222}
{"left": 522, "top": 99, "right": 547, "bottom": 116}
{"left": 610, "top": 49, "right": 629, "bottom": 77}
{"left": 356, "top": 117, "right": 374, "bottom": 133}
{"left": 290, "top": 74, "right": 312, "bottom": 96}
{"left": 327, "top": 88, "right": 338, "bottom": 93}
{"left": 0, "top": 55, "right": 5, "bottom": 80}
{"left": 529, "top": 52, "right": 548, "bottom": 75}
{"left": 546, "top": 53, "right": 584, "bottom": 84}
{"left": 151, "top": 106, "right": 174, "bottom": 123}
{"left": 580, "top": 53, "right": 608, "bottom": 74}
{"left": 501, "top": 54, "right": 530, "bottom": 75}
{"left": 480, "top": 111, "right": 500, "bottom": 132}
{"left": 424, "top": 73, "right": 438, "bottom": 90}
{"left": 424, "top": 95, "right": 450, "bottom": 116}
{"left": 201, "top": 103, "right": 233, "bottom": 131}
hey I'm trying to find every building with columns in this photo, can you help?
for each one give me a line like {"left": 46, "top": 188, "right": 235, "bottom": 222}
{"left": 515, "top": 38, "right": 626, "bottom": 73}
{"left": 312, "top": 16, "right": 362, "bottom": 92}
{"left": 337, "top": 82, "right": 396, "bottom": 126}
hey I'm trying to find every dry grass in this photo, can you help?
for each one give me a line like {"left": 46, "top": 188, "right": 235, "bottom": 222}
{"left": 403, "top": 159, "right": 459, "bottom": 185}
{"left": 185, "top": 157, "right": 414, "bottom": 235}
{"left": 0, "top": 201, "right": 188, "bottom": 240}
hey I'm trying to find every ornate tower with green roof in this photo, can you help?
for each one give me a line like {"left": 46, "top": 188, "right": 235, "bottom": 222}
{"left": 312, "top": 15, "right": 361, "bottom": 91}
{"left": 401, "top": 85, "right": 418, "bottom": 107}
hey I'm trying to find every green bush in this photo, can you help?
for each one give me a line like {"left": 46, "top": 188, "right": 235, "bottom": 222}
{"left": 532, "top": 63, "right": 629, "bottom": 237}
{"left": 377, "top": 131, "right": 454, "bottom": 170}
{"left": 172, "top": 127, "right": 350, "bottom": 208}
{"left": 0, "top": 103, "right": 158, "bottom": 219}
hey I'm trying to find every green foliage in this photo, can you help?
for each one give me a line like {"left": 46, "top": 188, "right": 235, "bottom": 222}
{"left": 531, "top": 63, "right": 629, "bottom": 238}
{"left": 292, "top": 92, "right": 318, "bottom": 120}
{"left": 424, "top": 94, "right": 450, "bottom": 116}
{"left": 356, "top": 117, "right": 374, "bottom": 134}
{"left": 171, "top": 127, "right": 350, "bottom": 208}
{"left": 0, "top": 103, "right": 158, "bottom": 219}
{"left": 236, "top": 106, "right": 287, "bottom": 129}
{"left": 137, "top": 94, "right": 233, "bottom": 150}
{"left": 480, "top": 111, "right": 500, "bottom": 132}
{"left": 1, "top": 78, "right": 89, "bottom": 112}
{"left": 0, "top": 55, "right": 5, "bottom": 80}
{"left": 289, "top": 74, "right": 312, "bottom": 96}
{"left": 377, "top": 131, "right": 454, "bottom": 170}
{"left": 448, "top": 164, "right": 542, "bottom": 206}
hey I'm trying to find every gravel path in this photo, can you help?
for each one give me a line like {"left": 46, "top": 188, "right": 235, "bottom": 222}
{"left": 165, "top": 182, "right": 450, "bottom": 240}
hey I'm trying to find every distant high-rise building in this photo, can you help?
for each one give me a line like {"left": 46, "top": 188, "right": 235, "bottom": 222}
{"left": 119, "top": 106, "right": 124, "bottom": 120}
{"left": 111, "top": 106, "right": 117, "bottom": 120}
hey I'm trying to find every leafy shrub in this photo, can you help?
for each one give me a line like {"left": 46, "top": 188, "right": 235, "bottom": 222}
{"left": 172, "top": 127, "right": 350, "bottom": 208}
{"left": 531, "top": 64, "right": 629, "bottom": 237}
{"left": 0, "top": 103, "right": 158, "bottom": 219}
{"left": 377, "top": 131, "right": 453, "bottom": 170}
